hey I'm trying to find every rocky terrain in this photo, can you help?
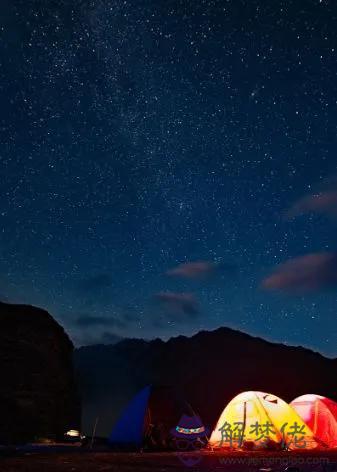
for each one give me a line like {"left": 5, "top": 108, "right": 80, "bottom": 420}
{"left": 0, "top": 302, "right": 80, "bottom": 443}
{"left": 75, "top": 327, "right": 337, "bottom": 437}
{"left": 2, "top": 449, "right": 337, "bottom": 472}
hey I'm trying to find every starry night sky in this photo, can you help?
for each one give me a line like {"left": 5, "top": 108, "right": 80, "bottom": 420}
{"left": 1, "top": 0, "right": 337, "bottom": 355}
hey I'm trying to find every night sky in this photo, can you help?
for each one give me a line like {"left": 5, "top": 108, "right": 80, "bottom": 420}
{"left": 1, "top": 0, "right": 337, "bottom": 355}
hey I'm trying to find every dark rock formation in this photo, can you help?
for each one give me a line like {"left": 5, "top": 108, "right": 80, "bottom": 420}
{"left": 0, "top": 302, "right": 80, "bottom": 443}
{"left": 75, "top": 328, "right": 337, "bottom": 437}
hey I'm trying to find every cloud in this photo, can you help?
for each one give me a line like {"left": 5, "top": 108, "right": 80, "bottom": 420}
{"left": 166, "top": 261, "right": 216, "bottom": 279}
{"left": 77, "top": 274, "right": 112, "bottom": 293}
{"left": 154, "top": 291, "right": 199, "bottom": 316}
{"left": 100, "top": 332, "right": 124, "bottom": 345}
{"left": 75, "top": 314, "right": 126, "bottom": 329}
{"left": 261, "top": 252, "right": 337, "bottom": 294}
{"left": 286, "top": 191, "right": 337, "bottom": 219}
{"left": 0, "top": 293, "right": 10, "bottom": 303}
{"left": 70, "top": 329, "right": 123, "bottom": 347}
{"left": 166, "top": 260, "right": 235, "bottom": 279}
{"left": 118, "top": 305, "right": 141, "bottom": 324}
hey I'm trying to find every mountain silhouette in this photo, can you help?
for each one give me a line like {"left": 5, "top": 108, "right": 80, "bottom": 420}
{"left": 0, "top": 302, "right": 80, "bottom": 443}
{"left": 74, "top": 327, "right": 337, "bottom": 437}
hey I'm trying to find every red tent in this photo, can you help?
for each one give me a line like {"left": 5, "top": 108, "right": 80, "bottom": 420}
{"left": 291, "top": 394, "right": 337, "bottom": 448}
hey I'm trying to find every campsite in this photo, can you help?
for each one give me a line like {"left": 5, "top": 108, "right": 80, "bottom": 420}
{"left": 2, "top": 0, "right": 337, "bottom": 470}
{"left": 2, "top": 303, "right": 337, "bottom": 471}
{"left": 3, "top": 386, "right": 337, "bottom": 471}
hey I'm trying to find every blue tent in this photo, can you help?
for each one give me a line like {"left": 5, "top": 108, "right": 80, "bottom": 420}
{"left": 108, "top": 385, "right": 195, "bottom": 448}
{"left": 109, "top": 386, "right": 151, "bottom": 447}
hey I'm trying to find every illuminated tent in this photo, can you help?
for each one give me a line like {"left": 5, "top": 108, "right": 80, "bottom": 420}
{"left": 291, "top": 394, "right": 337, "bottom": 448}
{"left": 108, "top": 385, "right": 198, "bottom": 449}
{"left": 209, "top": 391, "right": 317, "bottom": 450}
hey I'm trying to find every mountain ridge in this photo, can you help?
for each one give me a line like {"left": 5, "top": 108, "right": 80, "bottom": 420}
{"left": 0, "top": 301, "right": 79, "bottom": 442}
{"left": 75, "top": 325, "right": 337, "bottom": 436}
{"left": 76, "top": 325, "right": 335, "bottom": 361}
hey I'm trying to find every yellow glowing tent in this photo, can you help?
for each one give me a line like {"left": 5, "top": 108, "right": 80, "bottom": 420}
{"left": 209, "top": 391, "right": 317, "bottom": 450}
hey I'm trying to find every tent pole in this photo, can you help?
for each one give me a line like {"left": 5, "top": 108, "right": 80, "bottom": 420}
{"left": 314, "top": 399, "right": 318, "bottom": 436}
{"left": 241, "top": 401, "right": 247, "bottom": 448}
{"left": 90, "top": 417, "right": 99, "bottom": 450}
{"left": 187, "top": 401, "right": 213, "bottom": 452}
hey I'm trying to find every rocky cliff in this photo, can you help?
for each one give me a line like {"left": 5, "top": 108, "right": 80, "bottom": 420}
{"left": 75, "top": 328, "right": 337, "bottom": 437}
{"left": 0, "top": 302, "right": 80, "bottom": 443}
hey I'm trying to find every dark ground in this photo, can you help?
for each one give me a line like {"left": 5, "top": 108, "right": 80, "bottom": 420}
{"left": 2, "top": 450, "right": 337, "bottom": 472}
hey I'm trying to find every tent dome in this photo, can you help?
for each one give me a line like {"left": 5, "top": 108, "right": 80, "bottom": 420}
{"left": 108, "top": 385, "right": 204, "bottom": 450}
{"left": 209, "top": 391, "right": 316, "bottom": 450}
{"left": 291, "top": 394, "right": 337, "bottom": 448}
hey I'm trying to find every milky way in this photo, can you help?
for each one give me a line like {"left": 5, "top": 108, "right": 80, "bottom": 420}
{"left": 1, "top": 0, "right": 337, "bottom": 354}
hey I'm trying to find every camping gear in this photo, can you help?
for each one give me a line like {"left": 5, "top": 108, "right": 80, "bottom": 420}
{"left": 108, "top": 385, "right": 201, "bottom": 450}
{"left": 209, "top": 391, "right": 317, "bottom": 450}
{"left": 170, "top": 414, "right": 209, "bottom": 451}
{"left": 64, "top": 429, "right": 83, "bottom": 444}
{"left": 291, "top": 394, "right": 337, "bottom": 448}
{"left": 171, "top": 414, "right": 208, "bottom": 439}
